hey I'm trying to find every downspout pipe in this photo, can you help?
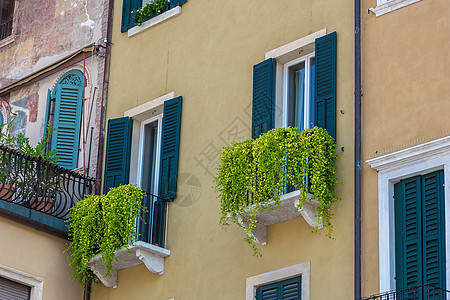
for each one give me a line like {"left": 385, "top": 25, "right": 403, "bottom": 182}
{"left": 95, "top": 0, "right": 115, "bottom": 195}
{"left": 355, "top": 0, "right": 362, "bottom": 298}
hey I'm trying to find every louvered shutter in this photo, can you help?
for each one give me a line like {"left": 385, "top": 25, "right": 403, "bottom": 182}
{"left": 314, "top": 32, "right": 337, "bottom": 140}
{"left": 169, "top": 0, "right": 187, "bottom": 9}
{"left": 421, "top": 171, "right": 445, "bottom": 289}
{"left": 103, "top": 117, "right": 133, "bottom": 193}
{"left": 256, "top": 276, "right": 301, "bottom": 300}
{"left": 51, "top": 84, "right": 83, "bottom": 170}
{"left": 0, "top": 277, "right": 31, "bottom": 300}
{"left": 252, "top": 58, "right": 276, "bottom": 139}
{"left": 158, "top": 96, "right": 182, "bottom": 200}
{"left": 121, "top": 0, "right": 142, "bottom": 32}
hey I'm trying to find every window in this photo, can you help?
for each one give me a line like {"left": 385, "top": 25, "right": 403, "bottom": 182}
{"left": 0, "top": 264, "right": 43, "bottom": 300}
{"left": 103, "top": 93, "right": 182, "bottom": 248}
{"left": 366, "top": 136, "right": 450, "bottom": 292}
{"left": 369, "top": 0, "right": 422, "bottom": 17}
{"left": 246, "top": 262, "right": 310, "bottom": 300}
{"left": 394, "top": 171, "right": 445, "bottom": 290}
{"left": 0, "top": 277, "right": 31, "bottom": 300}
{"left": 45, "top": 70, "right": 84, "bottom": 170}
{"left": 0, "top": 0, "right": 14, "bottom": 41}
{"left": 121, "top": 0, "right": 187, "bottom": 33}
{"left": 251, "top": 30, "right": 336, "bottom": 140}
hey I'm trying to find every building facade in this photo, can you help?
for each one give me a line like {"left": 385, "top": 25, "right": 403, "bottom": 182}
{"left": 362, "top": 0, "right": 450, "bottom": 297}
{"left": 0, "top": 0, "right": 109, "bottom": 298}
{"left": 93, "top": 0, "right": 355, "bottom": 299}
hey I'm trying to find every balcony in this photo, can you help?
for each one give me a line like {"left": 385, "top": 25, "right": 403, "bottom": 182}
{"left": 0, "top": 145, "right": 96, "bottom": 235}
{"left": 361, "top": 285, "right": 450, "bottom": 300}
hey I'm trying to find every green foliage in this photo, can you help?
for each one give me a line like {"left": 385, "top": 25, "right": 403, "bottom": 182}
{"left": 66, "top": 185, "right": 145, "bottom": 287}
{"left": 134, "top": 0, "right": 169, "bottom": 26}
{"left": 215, "top": 127, "right": 341, "bottom": 256}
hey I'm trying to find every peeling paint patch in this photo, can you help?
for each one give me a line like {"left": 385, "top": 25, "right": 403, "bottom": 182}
{"left": 81, "top": 19, "right": 95, "bottom": 28}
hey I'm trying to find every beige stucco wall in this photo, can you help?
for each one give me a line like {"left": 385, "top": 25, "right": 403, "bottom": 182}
{"left": 361, "top": 0, "right": 450, "bottom": 296}
{"left": 0, "top": 217, "right": 83, "bottom": 299}
{"left": 94, "top": 0, "right": 355, "bottom": 299}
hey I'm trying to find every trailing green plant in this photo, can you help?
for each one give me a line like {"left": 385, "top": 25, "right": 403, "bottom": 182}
{"left": 134, "top": 0, "right": 169, "bottom": 26}
{"left": 215, "top": 127, "right": 340, "bottom": 256}
{"left": 66, "top": 184, "right": 145, "bottom": 287}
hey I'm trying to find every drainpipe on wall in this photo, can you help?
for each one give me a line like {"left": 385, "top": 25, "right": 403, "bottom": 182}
{"left": 354, "top": 0, "right": 362, "bottom": 298}
{"left": 95, "top": 0, "right": 115, "bottom": 196}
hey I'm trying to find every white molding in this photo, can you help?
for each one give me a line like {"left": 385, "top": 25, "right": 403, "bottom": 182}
{"left": 236, "top": 191, "right": 323, "bottom": 245}
{"left": 366, "top": 136, "right": 450, "bottom": 293}
{"left": 124, "top": 92, "right": 174, "bottom": 121}
{"left": 89, "top": 241, "right": 170, "bottom": 288}
{"left": 246, "top": 262, "right": 310, "bottom": 300}
{"left": 0, "top": 264, "right": 44, "bottom": 300}
{"left": 369, "top": 0, "right": 422, "bottom": 17}
{"left": 128, "top": 6, "right": 182, "bottom": 37}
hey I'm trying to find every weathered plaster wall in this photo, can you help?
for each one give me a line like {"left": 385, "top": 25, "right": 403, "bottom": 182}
{"left": 361, "top": 0, "right": 450, "bottom": 296}
{"left": 94, "top": 0, "right": 355, "bottom": 299}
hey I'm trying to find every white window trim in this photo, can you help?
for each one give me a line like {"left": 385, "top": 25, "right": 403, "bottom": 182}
{"left": 0, "top": 264, "right": 44, "bottom": 300}
{"left": 369, "top": 0, "right": 422, "bottom": 17}
{"left": 246, "top": 262, "right": 310, "bottom": 300}
{"left": 366, "top": 136, "right": 450, "bottom": 293}
{"left": 128, "top": 6, "right": 182, "bottom": 38}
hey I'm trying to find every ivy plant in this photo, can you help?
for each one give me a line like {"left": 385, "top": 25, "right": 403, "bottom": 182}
{"left": 66, "top": 184, "right": 145, "bottom": 287}
{"left": 215, "top": 127, "right": 340, "bottom": 256}
{"left": 134, "top": 0, "right": 169, "bottom": 26}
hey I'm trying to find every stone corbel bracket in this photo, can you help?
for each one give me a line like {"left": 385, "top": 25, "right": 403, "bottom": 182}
{"left": 89, "top": 241, "right": 170, "bottom": 288}
{"left": 236, "top": 191, "right": 323, "bottom": 245}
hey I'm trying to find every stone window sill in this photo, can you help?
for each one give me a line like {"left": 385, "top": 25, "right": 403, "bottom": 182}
{"left": 369, "top": 0, "right": 422, "bottom": 17}
{"left": 0, "top": 35, "right": 15, "bottom": 48}
{"left": 128, "top": 6, "right": 182, "bottom": 37}
{"left": 89, "top": 241, "right": 170, "bottom": 288}
{"left": 236, "top": 190, "right": 323, "bottom": 245}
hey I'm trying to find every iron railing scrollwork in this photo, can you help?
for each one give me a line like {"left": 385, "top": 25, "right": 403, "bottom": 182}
{"left": 361, "top": 284, "right": 450, "bottom": 300}
{"left": 0, "top": 145, "right": 96, "bottom": 220}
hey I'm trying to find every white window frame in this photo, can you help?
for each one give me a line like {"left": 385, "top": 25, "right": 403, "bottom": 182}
{"left": 282, "top": 52, "right": 315, "bottom": 130}
{"left": 369, "top": 0, "right": 422, "bottom": 17}
{"left": 0, "top": 264, "right": 43, "bottom": 300}
{"left": 245, "top": 261, "right": 310, "bottom": 300}
{"left": 366, "top": 136, "right": 450, "bottom": 293}
{"left": 265, "top": 28, "right": 326, "bottom": 129}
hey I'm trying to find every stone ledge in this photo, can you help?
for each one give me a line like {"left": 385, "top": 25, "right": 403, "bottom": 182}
{"left": 369, "top": 0, "right": 422, "bottom": 17}
{"left": 128, "top": 6, "right": 182, "bottom": 37}
{"left": 236, "top": 190, "right": 323, "bottom": 245}
{"left": 89, "top": 241, "right": 170, "bottom": 288}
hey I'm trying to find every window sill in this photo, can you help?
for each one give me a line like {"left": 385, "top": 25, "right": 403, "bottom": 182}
{"left": 0, "top": 35, "right": 15, "bottom": 48}
{"left": 128, "top": 6, "right": 182, "bottom": 38}
{"left": 89, "top": 241, "right": 170, "bottom": 288}
{"left": 236, "top": 190, "right": 323, "bottom": 245}
{"left": 369, "top": 0, "right": 422, "bottom": 17}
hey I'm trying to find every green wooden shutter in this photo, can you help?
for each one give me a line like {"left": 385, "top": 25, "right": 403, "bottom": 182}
{"left": 51, "top": 84, "right": 83, "bottom": 170}
{"left": 314, "top": 32, "right": 337, "bottom": 140}
{"left": 394, "top": 171, "right": 445, "bottom": 291}
{"left": 252, "top": 58, "right": 276, "bottom": 139}
{"left": 103, "top": 117, "right": 133, "bottom": 193}
{"left": 121, "top": 0, "right": 142, "bottom": 32}
{"left": 256, "top": 276, "right": 301, "bottom": 300}
{"left": 169, "top": 0, "right": 187, "bottom": 9}
{"left": 421, "top": 171, "right": 446, "bottom": 288}
{"left": 159, "top": 96, "right": 182, "bottom": 199}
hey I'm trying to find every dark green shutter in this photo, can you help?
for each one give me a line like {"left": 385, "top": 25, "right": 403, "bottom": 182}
{"left": 252, "top": 58, "right": 276, "bottom": 139}
{"left": 256, "top": 276, "right": 301, "bottom": 300}
{"left": 158, "top": 96, "right": 182, "bottom": 199}
{"left": 169, "top": 0, "right": 187, "bottom": 9}
{"left": 314, "top": 32, "right": 337, "bottom": 140}
{"left": 51, "top": 84, "right": 83, "bottom": 170}
{"left": 121, "top": 0, "right": 142, "bottom": 32}
{"left": 103, "top": 117, "right": 133, "bottom": 193}
{"left": 394, "top": 171, "right": 445, "bottom": 290}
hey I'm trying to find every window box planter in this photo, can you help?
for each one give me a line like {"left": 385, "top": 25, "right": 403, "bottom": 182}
{"left": 88, "top": 241, "right": 170, "bottom": 288}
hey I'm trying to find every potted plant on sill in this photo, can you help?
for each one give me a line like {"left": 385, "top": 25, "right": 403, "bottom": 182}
{"left": 215, "top": 126, "right": 341, "bottom": 256}
{"left": 134, "top": 0, "right": 169, "bottom": 26}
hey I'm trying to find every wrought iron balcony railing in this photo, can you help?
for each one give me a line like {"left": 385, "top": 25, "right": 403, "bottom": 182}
{"left": 137, "top": 192, "right": 174, "bottom": 248}
{"left": 361, "top": 284, "right": 450, "bottom": 300}
{"left": 0, "top": 145, "right": 96, "bottom": 220}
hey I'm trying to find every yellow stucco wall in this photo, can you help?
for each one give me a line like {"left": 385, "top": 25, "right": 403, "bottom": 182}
{"left": 362, "top": 0, "right": 450, "bottom": 296}
{"left": 93, "top": 0, "right": 355, "bottom": 299}
{"left": 0, "top": 217, "right": 83, "bottom": 299}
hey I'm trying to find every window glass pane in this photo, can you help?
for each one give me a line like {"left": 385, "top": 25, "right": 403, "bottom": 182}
{"left": 0, "top": 277, "right": 31, "bottom": 300}
{"left": 308, "top": 57, "right": 316, "bottom": 129}
{"left": 141, "top": 121, "right": 158, "bottom": 195}
{"left": 288, "top": 61, "right": 306, "bottom": 131}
